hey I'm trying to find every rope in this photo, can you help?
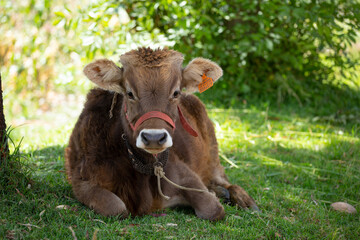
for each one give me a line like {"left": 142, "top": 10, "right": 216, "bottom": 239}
{"left": 109, "top": 93, "right": 118, "bottom": 119}
{"left": 154, "top": 165, "right": 208, "bottom": 200}
{"left": 155, "top": 166, "right": 170, "bottom": 200}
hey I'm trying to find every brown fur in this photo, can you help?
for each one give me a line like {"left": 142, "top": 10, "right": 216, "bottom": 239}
{"left": 65, "top": 48, "right": 257, "bottom": 220}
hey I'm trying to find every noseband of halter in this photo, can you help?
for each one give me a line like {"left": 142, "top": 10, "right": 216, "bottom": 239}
{"left": 124, "top": 103, "right": 198, "bottom": 137}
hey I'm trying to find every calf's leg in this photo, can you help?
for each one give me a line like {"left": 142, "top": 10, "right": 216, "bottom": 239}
{"left": 163, "top": 161, "right": 225, "bottom": 221}
{"left": 209, "top": 167, "right": 259, "bottom": 211}
{"left": 183, "top": 188, "right": 225, "bottom": 221}
{"left": 72, "top": 180, "right": 129, "bottom": 217}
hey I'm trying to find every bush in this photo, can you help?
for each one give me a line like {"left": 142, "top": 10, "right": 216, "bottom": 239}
{"left": 123, "top": 0, "right": 360, "bottom": 105}
{"left": 0, "top": 0, "right": 172, "bottom": 118}
{"left": 1, "top": 0, "right": 359, "bottom": 110}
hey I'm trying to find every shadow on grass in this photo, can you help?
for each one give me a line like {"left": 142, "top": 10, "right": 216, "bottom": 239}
{"left": 208, "top": 101, "right": 360, "bottom": 216}
{"left": 201, "top": 78, "right": 360, "bottom": 109}
{"left": 225, "top": 137, "right": 360, "bottom": 210}
{"left": 20, "top": 126, "right": 360, "bottom": 209}
{"left": 2, "top": 124, "right": 358, "bottom": 239}
{"left": 203, "top": 82, "right": 360, "bottom": 131}
{"left": 10, "top": 98, "right": 360, "bottom": 209}
{"left": 22, "top": 145, "right": 73, "bottom": 201}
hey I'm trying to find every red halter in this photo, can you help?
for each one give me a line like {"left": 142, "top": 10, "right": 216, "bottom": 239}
{"left": 124, "top": 103, "right": 198, "bottom": 137}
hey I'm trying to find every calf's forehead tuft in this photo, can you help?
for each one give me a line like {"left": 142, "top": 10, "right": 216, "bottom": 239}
{"left": 120, "top": 47, "right": 184, "bottom": 68}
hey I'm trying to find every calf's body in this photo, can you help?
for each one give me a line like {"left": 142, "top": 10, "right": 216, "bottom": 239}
{"left": 65, "top": 48, "right": 257, "bottom": 220}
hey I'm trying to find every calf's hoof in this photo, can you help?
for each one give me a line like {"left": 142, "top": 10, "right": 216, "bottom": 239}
{"left": 228, "top": 185, "right": 260, "bottom": 212}
{"left": 211, "top": 185, "right": 231, "bottom": 204}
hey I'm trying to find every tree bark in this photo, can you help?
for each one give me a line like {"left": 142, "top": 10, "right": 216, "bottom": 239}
{"left": 0, "top": 73, "right": 9, "bottom": 161}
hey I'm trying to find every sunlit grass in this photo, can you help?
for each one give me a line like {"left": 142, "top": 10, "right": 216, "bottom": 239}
{"left": 1, "top": 100, "right": 359, "bottom": 239}
{"left": 208, "top": 106, "right": 360, "bottom": 223}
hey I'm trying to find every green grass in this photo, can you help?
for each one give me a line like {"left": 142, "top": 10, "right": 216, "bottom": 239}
{"left": 1, "top": 99, "right": 359, "bottom": 239}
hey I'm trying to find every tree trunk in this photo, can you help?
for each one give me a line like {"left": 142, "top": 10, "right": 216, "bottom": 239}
{"left": 0, "top": 73, "right": 9, "bottom": 161}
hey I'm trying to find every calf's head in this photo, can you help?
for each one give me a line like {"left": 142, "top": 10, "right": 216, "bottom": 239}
{"left": 83, "top": 48, "right": 222, "bottom": 154}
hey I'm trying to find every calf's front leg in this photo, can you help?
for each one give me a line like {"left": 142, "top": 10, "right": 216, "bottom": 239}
{"left": 72, "top": 180, "right": 129, "bottom": 217}
{"left": 163, "top": 161, "right": 225, "bottom": 221}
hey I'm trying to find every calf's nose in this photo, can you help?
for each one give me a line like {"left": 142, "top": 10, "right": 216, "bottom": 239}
{"left": 141, "top": 132, "right": 167, "bottom": 147}
{"left": 141, "top": 131, "right": 167, "bottom": 147}
{"left": 136, "top": 129, "right": 173, "bottom": 152}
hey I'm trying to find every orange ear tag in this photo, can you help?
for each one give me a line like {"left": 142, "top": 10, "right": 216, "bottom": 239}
{"left": 198, "top": 73, "right": 213, "bottom": 93}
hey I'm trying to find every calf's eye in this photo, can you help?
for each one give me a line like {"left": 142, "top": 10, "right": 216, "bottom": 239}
{"left": 127, "top": 91, "right": 135, "bottom": 100}
{"left": 173, "top": 90, "right": 180, "bottom": 98}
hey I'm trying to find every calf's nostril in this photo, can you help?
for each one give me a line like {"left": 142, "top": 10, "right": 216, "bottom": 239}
{"left": 141, "top": 132, "right": 150, "bottom": 146}
{"left": 158, "top": 133, "right": 167, "bottom": 145}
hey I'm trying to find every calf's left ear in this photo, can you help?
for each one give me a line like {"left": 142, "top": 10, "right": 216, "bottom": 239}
{"left": 181, "top": 58, "right": 223, "bottom": 94}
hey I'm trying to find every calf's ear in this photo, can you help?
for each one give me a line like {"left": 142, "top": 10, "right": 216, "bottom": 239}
{"left": 83, "top": 59, "right": 124, "bottom": 93}
{"left": 181, "top": 58, "right": 223, "bottom": 94}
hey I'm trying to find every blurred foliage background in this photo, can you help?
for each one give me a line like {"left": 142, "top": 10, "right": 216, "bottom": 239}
{"left": 1, "top": 0, "right": 360, "bottom": 121}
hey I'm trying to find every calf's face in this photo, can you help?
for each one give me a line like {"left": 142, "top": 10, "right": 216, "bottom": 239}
{"left": 83, "top": 49, "right": 222, "bottom": 154}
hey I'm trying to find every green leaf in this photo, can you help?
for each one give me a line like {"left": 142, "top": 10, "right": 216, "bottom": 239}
{"left": 265, "top": 38, "right": 274, "bottom": 51}
{"left": 54, "top": 11, "right": 66, "bottom": 18}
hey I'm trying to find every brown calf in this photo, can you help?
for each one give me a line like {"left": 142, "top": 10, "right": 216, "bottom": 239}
{"left": 65, "top": 48, "right": 258, "bottom": 220}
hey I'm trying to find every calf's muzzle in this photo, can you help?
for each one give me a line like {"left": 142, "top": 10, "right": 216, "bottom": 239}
{"left": 124, "top": 102, "right": 198, "bottom": 153}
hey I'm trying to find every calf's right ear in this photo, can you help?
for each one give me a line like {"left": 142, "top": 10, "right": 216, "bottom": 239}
{"left": 83, "top": 59, "right": 124, "bottom": 93}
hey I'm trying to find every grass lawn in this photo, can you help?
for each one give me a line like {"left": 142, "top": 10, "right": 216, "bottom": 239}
{"left": 1, "top": 96, "right": 359, "bottom": 239}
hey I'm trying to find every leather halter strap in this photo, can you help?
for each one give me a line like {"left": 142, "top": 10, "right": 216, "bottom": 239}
{"left": 177, "top": 106, "right": 198, "bottom": 137}
{"left": 134, "top": 111, "right": 176, "bottom": 131}
{"left": 124, "top": 103, "right": 198, "bottom": 137}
